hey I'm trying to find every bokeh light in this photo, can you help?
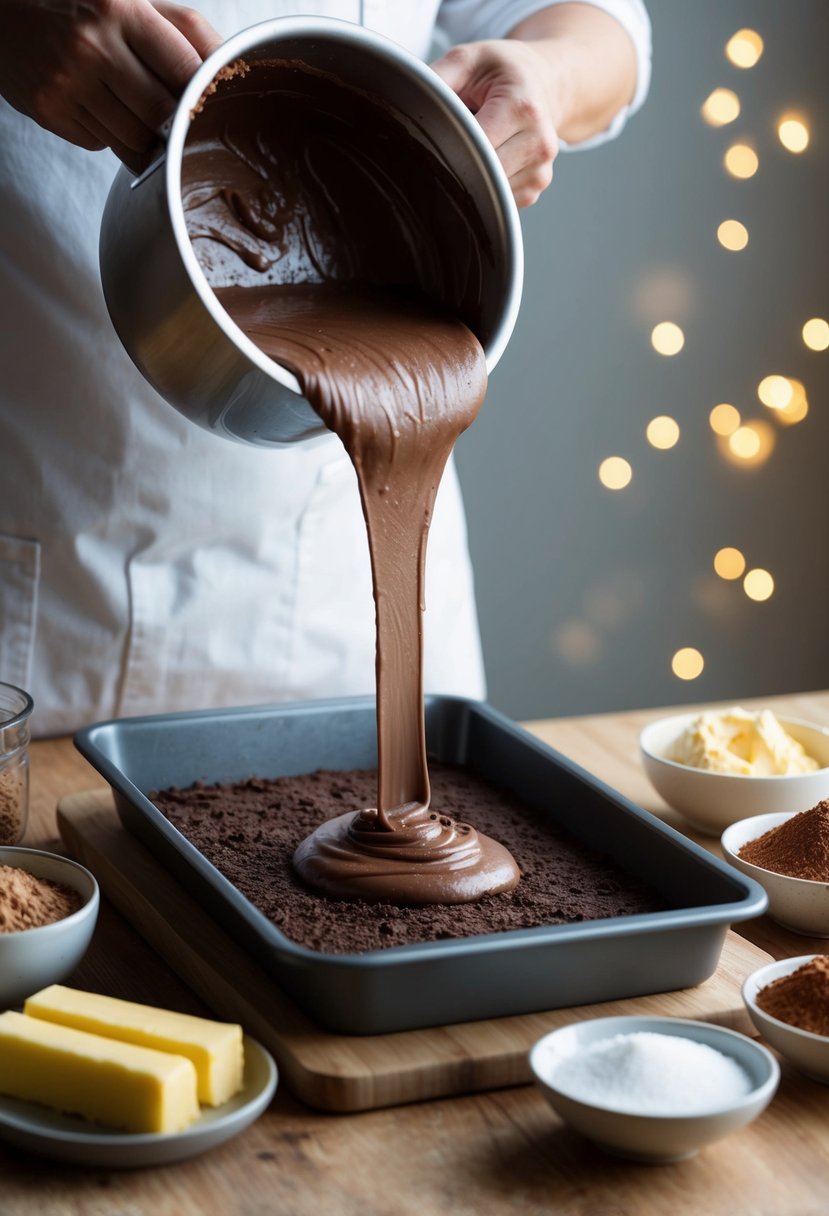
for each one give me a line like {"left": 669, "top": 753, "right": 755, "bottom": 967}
{"left": 651, "top": 321, "right": 685, "bottom": 355}
{"left": 777, "top": 115, "right": 810, "bottom": 153}
{"left": 729, "top": 426, "right": 760, "bottom": 459}
{"left": 743, "top": 568, "right": 775, "bottom": 601}
{"left": 709, "top": 403, "right": 741, "bottom": 436}
{"left": 672, "top": 648, "right": 705, "bottom": 680}
{"left": 717, "top": 219, "right": 749, "bottom": 251}
{"left": 714, "top": 547, "right": 746, "bottom": 580}
{"left": 584, "top": 573, "right": 645, "bottom": 629}
{"left": 598, "top": 456, "right": 632, "bottom": 490}
{"left": 725, "top": 29, "right": 764, "bottom": 69}
{"left": 803, "top": 318, "right": 829, "bottom": 351}
{"left": 775, "top": 378, "right": 809, "bottom": 426}
{"left": 724, "top": 143, "right": 759, "bottom": 178}
{"left": 758, "top": 375, "right": 793, "bottom": 410}
{"left": 701, "top": 89, "right": 740, "bottom": 127}
{"left": 554, "top": 620, "right": 601, "bottom": 666}
{"left": 646, "top": 416, "right": 680, "bottom": 449}
{"left": 724, "top": 420, "right": 775, "bottom": 467}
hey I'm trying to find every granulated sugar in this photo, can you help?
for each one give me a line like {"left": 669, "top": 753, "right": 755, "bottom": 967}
{"left": 546, "top": 1031, "right": 751, "bottom": 1114}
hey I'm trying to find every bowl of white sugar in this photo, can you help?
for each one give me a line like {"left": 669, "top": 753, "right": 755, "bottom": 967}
{"left": 529, "top": 1015, "right": 779, "bottom": 1163}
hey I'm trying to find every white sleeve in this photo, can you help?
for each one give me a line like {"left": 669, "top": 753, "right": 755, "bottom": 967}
{"left": 435, "top": 0, "right": 652, "bottom": 147}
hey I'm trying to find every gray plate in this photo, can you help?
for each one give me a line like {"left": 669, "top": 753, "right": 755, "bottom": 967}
{"left": 75, "top": 696, "right": 767, "bottom": 1035}
{"left": 0, "top": 1036, "right": 276, "bottom": 1167}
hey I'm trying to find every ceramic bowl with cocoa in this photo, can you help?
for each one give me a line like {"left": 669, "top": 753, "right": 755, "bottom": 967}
{"left": 721, "top": 807, "right": 829, "bottom": 937}
{"left": 0, "top": 847, "right": 99, "bottom": 1008}
{"left": 743, "top": 956, "right": 829, "bottom": 1084}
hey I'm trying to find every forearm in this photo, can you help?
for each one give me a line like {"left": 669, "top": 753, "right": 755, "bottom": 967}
{"left": 507, "top": 3, "right": 638, "bottom": 146}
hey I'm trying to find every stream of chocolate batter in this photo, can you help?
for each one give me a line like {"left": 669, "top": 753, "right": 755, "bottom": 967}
{"left": 182, "top": 59, "right": 520, "bottom": 904}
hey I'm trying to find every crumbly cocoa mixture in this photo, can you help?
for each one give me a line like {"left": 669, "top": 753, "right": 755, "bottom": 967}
{"left": 153, "top": 765, "right": 666, "bottom": 954}
{"left": 0, "top": 863, "right": 82, "bottom": 932}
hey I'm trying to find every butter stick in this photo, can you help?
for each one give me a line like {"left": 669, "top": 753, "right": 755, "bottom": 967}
{"left": 25, "top": 985, "right": 244, "bottom": 1106}
{"left": 0, "top": 1010, "right": 199, "bottom": 1133}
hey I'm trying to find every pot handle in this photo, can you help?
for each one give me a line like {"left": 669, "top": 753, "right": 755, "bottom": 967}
{"left": 129, "top": 149, "right": 167, "bottom": 191}
{"left": 127, "top": 115, "right": 172, "bottom": 190}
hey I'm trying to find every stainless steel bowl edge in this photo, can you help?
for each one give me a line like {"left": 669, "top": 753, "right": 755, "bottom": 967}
{"left": 100, "top": 16, "right": 524, "bottom": 446}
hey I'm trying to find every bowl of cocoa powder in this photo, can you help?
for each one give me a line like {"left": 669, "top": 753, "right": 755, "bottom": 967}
{"left": 721, "top": 803, "right": 829, "bottom": 937}
{"left": 743, "top": 955, "right": 829, "bottom": 1083}
{"left": 0, "top": 847, "right": 99, "bottom": 1009}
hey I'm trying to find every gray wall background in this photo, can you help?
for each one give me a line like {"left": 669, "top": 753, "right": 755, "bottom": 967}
{"left": 455, "top": 0, "right": 829, "bottom": 721}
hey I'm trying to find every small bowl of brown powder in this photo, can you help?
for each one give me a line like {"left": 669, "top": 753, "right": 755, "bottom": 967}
{"left": 721, "top": 803, "right": 829, "bottom": 936}
{"left": 743, "top": 955, "right": 829, "bottom": 1084}
{"left": 0, "top": 847, "right": 99, "bottom": 1009}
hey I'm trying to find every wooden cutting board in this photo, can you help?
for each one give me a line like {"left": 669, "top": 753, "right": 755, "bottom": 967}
{"left": 57, "top": 789, "right": 773, "bottom": 1114}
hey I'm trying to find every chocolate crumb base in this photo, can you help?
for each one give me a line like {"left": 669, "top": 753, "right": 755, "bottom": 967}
{"left": 152, "top": 765, "right": 667, "bottom": 954}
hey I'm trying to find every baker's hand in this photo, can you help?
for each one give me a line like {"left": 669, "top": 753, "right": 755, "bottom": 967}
{"left": 0, "top": 0, "right": 222, "bottom": 170}
{"left": 431, "top": 39, "right": 561, "bottom": 208}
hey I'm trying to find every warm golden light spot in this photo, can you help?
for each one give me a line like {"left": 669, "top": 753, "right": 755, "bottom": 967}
{"left": 701, "top": 88, "right": 740, "bottom": 127}
{"left": 709, "top": 403, "right": 741, "bottom": 436}
{"left": 714, "top": 547, "right": 746, "bottom": 580}
{"left": 725, "top": 29, "right": 764, "bottom": 69}
{"left": 776, "top": 378, "right": 809, "bottom": 426}
{"left": 646, "top": 415, "right": 680, "bottom": 449}
{"left": 744, "top": 568, "right": 774, "bottom": 601}
{"left": 584, "top": 577, "right": 643, "bottom": 629}
{"left": 651, "top": 321, "right": 685, "bottom": 356}
{"left": 724, "top": 143, "right": 759, "bottom": 178}
{"left": 554, "top": 620, "right": 601, "bottom": 666}
{"left": 803, "top": 318, "right": 829, "bottom": 351}
{"left": 724, "top": 420, "right": 775, "bottom": 467}
{"left": 729, "top": 426, "right": 760, "bottom": 459}
{"left": 717, "top": 219, "right": 749, "bottom": 251}
{"left": 758, "top": 375, "right": 793, "bottom": 410}
{"left": 778, "top": 115, "right": 810, "bottom": 153}
{"left": 598, "top": 456, "right": 633, "bottom": 490}
{"left": 672, "top": 647, "right": 704, "bottom": 680}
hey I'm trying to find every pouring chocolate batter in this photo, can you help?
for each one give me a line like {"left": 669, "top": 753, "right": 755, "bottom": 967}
{"left": 182, "top": 59, "right": 520, "bottom": 903}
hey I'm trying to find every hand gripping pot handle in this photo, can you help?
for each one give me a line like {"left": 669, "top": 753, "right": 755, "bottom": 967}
{"left": 99, "top": 16, "right": 523, "bottom": 447}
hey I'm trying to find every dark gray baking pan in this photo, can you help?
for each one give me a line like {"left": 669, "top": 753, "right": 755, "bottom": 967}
{"left": 75, "top": 696, "right": 767, "bottom": 1034}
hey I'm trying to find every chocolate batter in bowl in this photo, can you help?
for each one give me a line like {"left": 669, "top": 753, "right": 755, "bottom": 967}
{"left": 99, "top": 16, "right": 523, "bottom": 446}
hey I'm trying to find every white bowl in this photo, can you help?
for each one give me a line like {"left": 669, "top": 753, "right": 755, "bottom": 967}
{"left": 529, "top": 1015, "right": 779, "bottom": 1163}
{"left": 721, "top": 813, "right": 829, "bottom": 937}
{"left": 640, "top": 713, "right": 829, "bottom": 836}
{"left": 0, "top": 847, "right": 99, "bottom": 1009}
{"left": 743, "top": 956, "right": 829, "bottom": 1083}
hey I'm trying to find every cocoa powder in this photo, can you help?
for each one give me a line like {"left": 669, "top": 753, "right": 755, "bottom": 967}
{"left": 0, "top": 769, "right": 25, "bottom": 845}
{"left": 738, "top": 801, "right": 829, "bottom": 881}
{"left": 756, "top": 956, "right": 829, "bottom": 1036}
{"left": 0, "top": 863, "right": 82, "bottom": 932}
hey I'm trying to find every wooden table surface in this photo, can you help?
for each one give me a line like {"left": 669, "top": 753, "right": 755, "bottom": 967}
{"left": 4, "top": 690, "right": 829, "bottom": 1215}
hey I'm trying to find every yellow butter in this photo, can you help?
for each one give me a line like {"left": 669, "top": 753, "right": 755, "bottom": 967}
{"left": 0, "top": 1010, "right": 199, "bottom": 1133}
{"left": 25, "top": 985, "right": 244, "bottom": 1106}
{"left": 668, "top": 707, "right": 819, "bottom": 776}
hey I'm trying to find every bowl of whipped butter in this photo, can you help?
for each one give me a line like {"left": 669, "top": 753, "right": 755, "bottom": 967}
{"left": 640, "top": 707, "right": 829, "bottom": 835}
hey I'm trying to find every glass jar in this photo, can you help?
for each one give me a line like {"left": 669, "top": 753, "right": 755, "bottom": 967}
{"left": 0, "top": 683, "right": 34, "bottom": 845}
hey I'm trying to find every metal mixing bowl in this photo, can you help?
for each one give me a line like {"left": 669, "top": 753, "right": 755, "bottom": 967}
{"left": 99, "top": 16, "right": 523, "bottom": 446}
